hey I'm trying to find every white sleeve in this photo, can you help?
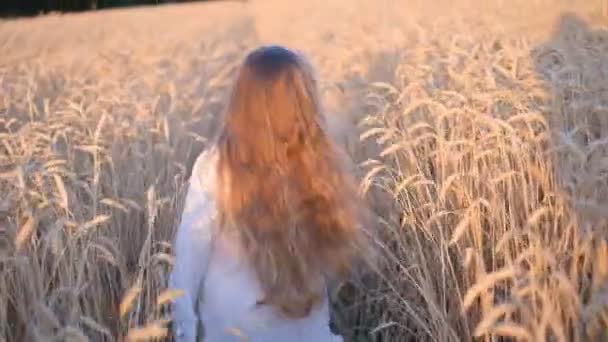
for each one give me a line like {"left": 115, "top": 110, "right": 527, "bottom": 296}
{"left": 169, "top": 151, "right": 216, "bottom": 342}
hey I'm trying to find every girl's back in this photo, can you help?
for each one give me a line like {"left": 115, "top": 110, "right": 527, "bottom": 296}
{"left": 173, "top": 148, "right": 341, "bottom": 341}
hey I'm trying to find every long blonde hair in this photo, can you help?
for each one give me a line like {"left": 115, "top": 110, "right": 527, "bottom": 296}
{"left": 215, "top": 45, "right": 369, "bottom": 318}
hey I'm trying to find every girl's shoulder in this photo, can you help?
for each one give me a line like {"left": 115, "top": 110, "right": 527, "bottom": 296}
{"left": 191, "top": 145, "right": 219, "bottom": 192}
{"left": 180, "top": 145, "right": 219, "bottom": 224}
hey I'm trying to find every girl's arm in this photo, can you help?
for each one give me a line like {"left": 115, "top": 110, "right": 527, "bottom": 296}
{"left": 169, "top": 150, "right": 216, "bottom": 342}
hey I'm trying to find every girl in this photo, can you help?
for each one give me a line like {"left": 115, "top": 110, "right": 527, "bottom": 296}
{"left": 169, "top": 45, "right": 370, "bottom": 342}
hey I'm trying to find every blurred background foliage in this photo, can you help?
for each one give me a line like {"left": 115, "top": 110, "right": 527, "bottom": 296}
{"left": 0, "top": 0, "right": 210, "bottom": 17}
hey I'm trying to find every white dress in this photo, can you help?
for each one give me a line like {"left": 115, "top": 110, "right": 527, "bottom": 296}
{"left": 169, "top": 147, "right": 343, "bottom": 342}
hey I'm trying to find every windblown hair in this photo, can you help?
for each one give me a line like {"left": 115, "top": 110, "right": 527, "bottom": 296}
{"left": 215, "top": 45, "right": 370, "bottom": 318}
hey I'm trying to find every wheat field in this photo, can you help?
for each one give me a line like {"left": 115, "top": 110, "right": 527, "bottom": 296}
{"left": 1, "top": 0, "right": 607, "bottom": 341}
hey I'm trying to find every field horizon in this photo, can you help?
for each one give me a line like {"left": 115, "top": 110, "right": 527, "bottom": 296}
{"left": 1, "top": 0, "right": 607, "bottom": 341}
